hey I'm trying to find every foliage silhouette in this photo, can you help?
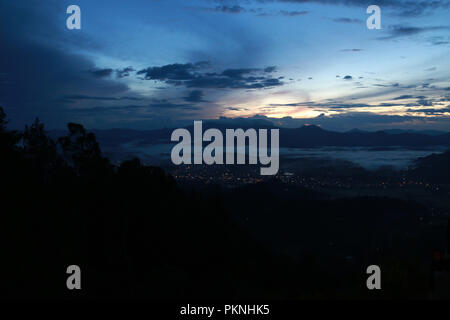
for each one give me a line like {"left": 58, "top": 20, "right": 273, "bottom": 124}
{"left": 0, "top": 107, "right": 308, "bottom": 299}
{"left": 0, "top": 106, "right": 446, "bottom": 299}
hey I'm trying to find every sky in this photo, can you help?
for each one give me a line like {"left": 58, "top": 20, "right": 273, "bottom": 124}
{"left": 0, "top": 0, "right": 449, "bottom": 131}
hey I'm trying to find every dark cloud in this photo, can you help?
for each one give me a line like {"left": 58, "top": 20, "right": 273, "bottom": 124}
{"left": 89, "top": 68, "right": 114, "bottom": 78}
{"left": 264, "top": 66, "right": 277, "bottom": 73}
{"left": 183, "top": 90, "right": 205, "bottom": 102}
{"left": 116, "top": 67, "right": 135, "bottom": 78}
{"left": 417, "top": 98, "right": 434, "bottom": 106}
{"left": 137, "top": 63, "right": 283, "bottom": 89}
{"left": 340, "top": 49, "right": 363, "bottom": 52}
{"left": 76, "top": 102, "right": 200, "bottom": 113}
{"left": 136, "top": 62, "right": 207, "bottom": 81}
{"left": 226, "top": 107, "right": 248, "bottom": 111}
{"left": 343, "top": 75, "right": 353, "bottom": 80}
{"left": 333, "top": 18, "right": 363, "bottom": 24}
{"left": 374, "top": 83, "right": 401, "bottom": 88}
{"left": 208, "top": 5, "right": 308, "bottom": 17}
{"left": 215, "top": 5, "right": 246, "bottom": 14}
{"left": 62, "top": 95, "right": 143, "bottom": 102}
{"left": 266, "top": 91, "right": 450, "bottom": 116}
{"left": 210, "top": 0, "right": 450, "bottom": 17}
{"left": 264, "top": 0, "right": 450, "bottom": 17}
{"left": 392, "top": 95, "right": 414, "bottom": 100}
{"left": 182, "top": 76, "right": 283, "bottom": 89}
{"left": 72, "top": 105, "right": 145, "bottom": 113}
{"left": 430, "top": 39, "right": 450, "bottom": 45}
{"left": 222, "top": 68, "right": 259, "bottom": 78}
{"left": 280, "top": 10, "right": 308, "bottom": 16}
{"left": 146, "top": 102, "right": 200, "bottom": 110}
{"left": 267, "top": 100, "right": 410, "bottom": 111}
{"left": 269, "top": 101, "right": 369, "bottom": 109}
{"left": 406, "top": 107, "right": 450, "bottom": 115}
{"left": 433, "top": 41, "right": 450, "bottom": 45}
{"left": 378, "top": 25, "right": 450, "bottom": 40}
{"left": 254, "top": 10, "right": 308, "bottom": 17}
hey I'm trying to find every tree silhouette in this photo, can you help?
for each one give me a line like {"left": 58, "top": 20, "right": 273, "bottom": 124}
{"left": 0, "top": 106, "right": 7, "bottom": 131}
{"left": 0, "top": 106, "right": 19, "bottom": 151}
{"left": 21, "top": 118, "right": 60, "bottom": 177}
{"left": 0, "top": 107, "right": 443, "bottom": 299}
{"left": 57, "top": 122, "right": 111, "bottom": 178}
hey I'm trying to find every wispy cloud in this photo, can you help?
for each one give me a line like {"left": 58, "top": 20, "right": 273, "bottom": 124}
{"left": 378, "top": 25, "right": 450, "bottom": 40}
{"left": 333, "top": 18, "right": 363, "bottom": 24}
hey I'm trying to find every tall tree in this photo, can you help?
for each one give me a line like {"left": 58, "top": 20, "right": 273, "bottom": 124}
{"left": 58, "top": 122, "right": 110, "bottom": 176}
{"left": 0, "top": 106, "right": 19, "bottom": 151}
{"left": 22, "top": 118, "right": 60, "bottom": 174}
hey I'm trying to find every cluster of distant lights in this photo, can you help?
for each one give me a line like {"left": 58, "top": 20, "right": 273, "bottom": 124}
{"left": 171, "top": 168, "right": 448, "bottom": 191}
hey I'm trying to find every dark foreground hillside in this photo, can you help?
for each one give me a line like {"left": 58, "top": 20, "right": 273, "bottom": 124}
{"left": 0, "top": 107, "right": 448, "bottom": 299}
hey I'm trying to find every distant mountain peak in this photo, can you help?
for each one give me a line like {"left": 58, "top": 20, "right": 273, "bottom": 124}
{"left": 299, "top": 124, "right": 324, "bottom": 131}
{"left": 347, "top": 128, "right": 366, "bottom": 133}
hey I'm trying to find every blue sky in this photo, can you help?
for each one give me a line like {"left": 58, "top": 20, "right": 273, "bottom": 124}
{"left": 0, "top": 0, "right": 449, "bottom": 131}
